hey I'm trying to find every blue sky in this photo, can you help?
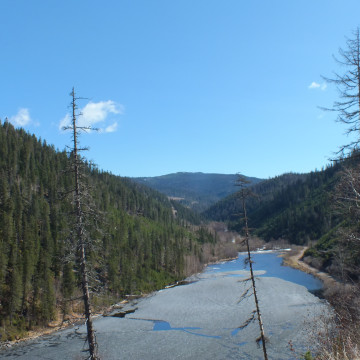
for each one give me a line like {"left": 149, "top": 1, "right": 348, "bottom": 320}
{"left": 1, "top": 1, "right": 360, "bottom": 179}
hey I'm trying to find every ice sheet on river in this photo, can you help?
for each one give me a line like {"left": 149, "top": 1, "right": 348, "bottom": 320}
{"left": 0, "top": 273, "right": 328, "bottom": 360}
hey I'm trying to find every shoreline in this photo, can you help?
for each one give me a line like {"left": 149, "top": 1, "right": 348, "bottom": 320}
{"left": 0, "top": 310, "right": 101, "bottom": 350}
{"left": 0, "top": 297, "right": 134, "bottom": 349}
{"left": 282, "top": 246, "right": 337, "bottom": 288}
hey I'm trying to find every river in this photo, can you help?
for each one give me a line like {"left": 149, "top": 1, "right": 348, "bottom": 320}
{"left": 0, "top": 251, "right": 328, "bottom": 359}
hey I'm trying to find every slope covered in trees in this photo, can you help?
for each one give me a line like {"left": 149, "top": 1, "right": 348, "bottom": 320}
{"left": 249, "top": 165, "right": 341, "bottom": 244}
{"left": 203, "top": 173, "right": 306, "bottom": 222}
{"left": 204, "top": 166, "right": 342, "bottom": 245}
{"left": 0, "top": 121, "right": 219, "bottom": 340}
{"left": 133, "top": 172, "right": 262, "bottom": 212}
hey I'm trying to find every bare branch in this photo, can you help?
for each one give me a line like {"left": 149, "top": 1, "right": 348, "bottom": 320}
{"left": 322, "top": 27, "right": 360, "bottom": 156}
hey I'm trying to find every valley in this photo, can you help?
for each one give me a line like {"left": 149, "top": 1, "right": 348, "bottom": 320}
{"left": 2, "top": 120, "right": 360, "bottom": 360}
{"left": 4, "top": 2, "right": 360, "bottom": 358}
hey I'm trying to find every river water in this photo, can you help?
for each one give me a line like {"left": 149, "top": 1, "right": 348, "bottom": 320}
{"left": 205, "top": 251, "right": 323, "bottom": 291}
{"left": 0, "top": 251, "right": 327, "bottom": 360}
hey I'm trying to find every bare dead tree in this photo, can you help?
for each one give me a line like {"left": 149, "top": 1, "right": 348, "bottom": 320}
{"left": 297, "top": 28, "right": 360, "bottom": 359}
{"left": 334, "top": 165, "right": 360, "bottom": 219}
{"left": 235, "top": 175, "right": 268, "bottom": 360}
{"left": 323, "top": 27, "right": 360, "bottom": 281}
{"left": 322, "top": 27, "right": 360, "bottom": 155}
{"left": 331, "top": 164, "right": 360, "bottom": 280}
{"left": 63, "top": 88, "right": 99, "bottom": 360}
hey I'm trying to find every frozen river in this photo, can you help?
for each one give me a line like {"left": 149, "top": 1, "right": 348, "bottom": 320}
{"left": 0, "top": 251, "right": 327, "bottom": 359}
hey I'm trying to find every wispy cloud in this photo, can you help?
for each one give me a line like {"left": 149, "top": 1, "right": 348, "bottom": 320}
{"left": 9, "top": 108, "right": 32, "bottom": 127}
{"left": 59, "top": 114, "right": 71, "bottom": 130}
{"left": 80, "top": 101, "right": 123, "bottom": 127}
{"left": 309, "top": 82, "right": 321, "bottom": 89}
{"left": 59, "top": 100, "right": 124, "bottom": 133}
{"left": 308, "top": 82, "right": 327, "bottom": 91}
{"left": 104, "top": 122, "right": 118, "bottom": 133}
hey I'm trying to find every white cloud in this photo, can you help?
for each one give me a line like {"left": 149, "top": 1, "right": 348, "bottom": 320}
{"left": 9, "top": 108, "right": 32, "bottom": 127}
{"left": 308, "top": 82, "right": 321, "bottom": 89}
{"left": 104, "top": 122, "right": 118, "bottom": 133}
{"left": 80, "top": 100, "right": 123, "bottom": 127}
{"left": 59, "top": 100, "right": 123, "bottom": 133}
{"left": 59, "top": 114, "right": 71, "bottom": 130}
{"left": 308, "top": 82, "right": 327, "bottom": 91}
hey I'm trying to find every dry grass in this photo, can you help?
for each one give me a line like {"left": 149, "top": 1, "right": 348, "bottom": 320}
{"left": 281, "top": 246, "right": 360, "bottom": 359}
{"left": 305, "top": 283, "right": 360, "bottom": 360}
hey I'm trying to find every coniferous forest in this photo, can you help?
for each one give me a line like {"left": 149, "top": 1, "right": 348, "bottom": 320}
{"left": 0, "top": 120, "right": 219, "bottom": 340}
{"left": 204, "top": 164, "right": 342, "bottom": 244}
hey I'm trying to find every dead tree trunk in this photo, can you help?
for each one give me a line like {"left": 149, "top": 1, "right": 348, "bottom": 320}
{"left": 69, "top": 88, "right": 99, "bottom": 360}
{"left": 237, "top": 175, "right": 268, "bottom": 360}
{"left": 241, "top": 194, "right": 268, "bottom": 360}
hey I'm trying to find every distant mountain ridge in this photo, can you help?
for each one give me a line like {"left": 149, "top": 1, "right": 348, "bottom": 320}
{"left": 132, "top": 172, "right": 263, "bottom": 212}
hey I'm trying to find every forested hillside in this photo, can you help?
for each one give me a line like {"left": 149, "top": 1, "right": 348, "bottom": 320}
{"left": 249, "top": 165, "right": 341, "bottom": 244}
{"left": 203, "top": 172, "right": 306, "bottom": 221}
{"left": 204, "top": 166, "right": 342, "bottom": 244}
{"left": 0, "top": 121, "right": 219, "bottom": 340}
{"left": 133, "top": 172, "right": 262, "bottom": 212}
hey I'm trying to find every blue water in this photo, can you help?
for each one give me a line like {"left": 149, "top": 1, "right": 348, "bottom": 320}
{"left": 205, "top": 251, "right": 323, "bottom": 291}
{"left": 153, "top": 320, "right": 222, "bottom": 339}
